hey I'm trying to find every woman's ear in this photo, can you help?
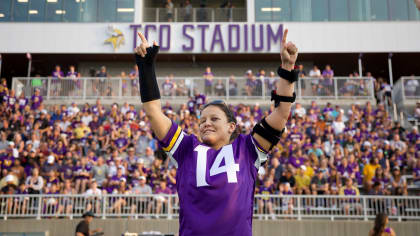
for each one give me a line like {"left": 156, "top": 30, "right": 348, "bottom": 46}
{"left": 228, "top": 122, "right": 236, "bottom": 134}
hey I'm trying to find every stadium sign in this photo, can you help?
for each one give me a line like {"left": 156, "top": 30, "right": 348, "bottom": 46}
{"left": 0, "top": 22, "right": 420, "bottom": 53}
{"left": 129, "top": 23, "right": 283, "bottom": 53}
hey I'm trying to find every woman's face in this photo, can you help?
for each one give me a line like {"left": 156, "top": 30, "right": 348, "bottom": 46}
{"left": 199, "top": 105, "right": 235, "bottom": 149}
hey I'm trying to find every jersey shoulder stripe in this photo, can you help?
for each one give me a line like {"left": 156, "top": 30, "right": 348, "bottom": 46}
{"left": 162, "top": 125, "right": 182, "bottom": 152}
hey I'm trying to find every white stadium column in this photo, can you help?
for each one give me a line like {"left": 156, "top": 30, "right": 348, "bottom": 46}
{"left": 247, "top": 0, "right": 255, "bottom": 23}
{"left": 134, "top": 0, "right": 144, "bottom": 23}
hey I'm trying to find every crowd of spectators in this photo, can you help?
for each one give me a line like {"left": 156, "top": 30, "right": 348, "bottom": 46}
{"left": 0, "top": 64, "right": 419, "bottom": 216}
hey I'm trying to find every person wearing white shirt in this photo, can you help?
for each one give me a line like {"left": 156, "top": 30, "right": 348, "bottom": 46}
{"left": 121, "top": 102, "right": 130, "bottom": 115}
{"left": 85, "top": 180, "right": 102, "bottom": 213}
{"left": 293, "top": 103, "right": 306, "bottom": 118}
{"left": 332, "top": 115, "right": 345, "bottom": 135}
{"left": 67, "top": 103, "right": 80, "bottom": 117}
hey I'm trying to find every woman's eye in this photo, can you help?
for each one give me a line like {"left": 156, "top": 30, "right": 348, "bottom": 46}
{"left": 211, "top": 118, "right": 218, "bottom": 122}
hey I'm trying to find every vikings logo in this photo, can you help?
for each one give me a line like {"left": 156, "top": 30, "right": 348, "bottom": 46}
{"left": 104, "top": 25, "right": 125, "bottom": 51}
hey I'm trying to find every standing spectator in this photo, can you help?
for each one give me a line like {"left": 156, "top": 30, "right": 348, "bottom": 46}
{"left": 309, "top": 65, "right": 321, "bottom": 95}
{"left": 162, "top": 77, "right": 175, "bottom": 96}
{"left": 67, "top": 65, "right": 80, "bottom": 96}
{"left": 52, "top": 65, "right": 64, "bottom": 96}
{"left": 321, "top": 65, "right": 334, "bottom": 96}
{"left": 414, "top": 102, "right": 420, "bottom": 120}
{"left": 194, "top": 91, "right": 206, "bottom": 109}
{"left": 203, "top": 67, "right": 214, "bottom": 95}
{"left": 404, "top": 75, "right": 419, "bottom": 97}
{"left": 96, "top": 66, "right": 108, "bottom": 96}
{"left": 165, "top": 0, "right": 174, "bottom": 22}
{"left": 228, "top": 75, "right": 238, "bottom": 96}
{"left": 363, "top": 158, "right": 381, "bottom": 189}
{"left": 183, "top": 0, "right": 192, "bottom": 21}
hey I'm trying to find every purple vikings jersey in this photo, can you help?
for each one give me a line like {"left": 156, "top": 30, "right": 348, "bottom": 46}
{"left": 159, "top": 122, "right": 267, "bottom": 236}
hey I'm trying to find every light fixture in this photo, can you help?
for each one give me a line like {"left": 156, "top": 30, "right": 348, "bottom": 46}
{"left": 17, "top": 0, "right": 29, "bottom": 3}
{"left": 261, "top": 7, "right": 282, "bottom": 12}
{"left": 47, "top": 0, "right": 58, "bottom": 3}
{"left": 0, "top": 13, "right": 4, "bottom": 18}
{"left": 117, "top": 8, "right": 134, "bottom": 13}
{"left": 28, "top": 10, "right": 38, "bottom": 14}
{"left": 75, "top": 0, "right": 86, "bottom": 2}
{"left": 56, "top": 10, "right": 66, "bottom": 14}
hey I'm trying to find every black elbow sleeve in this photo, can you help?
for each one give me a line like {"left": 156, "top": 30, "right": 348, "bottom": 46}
{"left": 135, "top": 45, "right": 161, "bottom": 103}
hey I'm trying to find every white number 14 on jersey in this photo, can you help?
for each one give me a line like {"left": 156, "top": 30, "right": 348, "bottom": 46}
{"left": 195, "top": 144, "right": 240, "bottom": 187}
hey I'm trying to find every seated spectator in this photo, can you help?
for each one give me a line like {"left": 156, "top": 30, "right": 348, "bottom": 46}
{"left": 278, "top": 182, "right": 294, "bottom": 215}
{"left": 339, "top": 178, "right": 362, "bottom": 215}
{"left": 310, "top": 169, "right": 329, "bottom": 195}
{"left": 413, "top": 160, "right": 420, "bottom": 188}
{"left": 279, "top": 169, "right": 296, "bottom": 191}
{"left": 257, "top": 179, "right": 274, "bottom": 217}
{"left": 294, "top": 166, "right": 311, "bottom": 195}
{"left": 390, "top": 166, "right": 407, "bottom": 195}
{"left": 154, "top": 179, "right": 172, "bottom": 216}
{"left": 130, "top": 175, "right": 152, "bottom": 215}
{"left": 214, "top": 79, "right": 226, "bottom": 96}
{"left": 363, "top": 157, "right": 380, "bottom": 190}
{"left": 25, "top": 168, "right": 44, "bottom": 194}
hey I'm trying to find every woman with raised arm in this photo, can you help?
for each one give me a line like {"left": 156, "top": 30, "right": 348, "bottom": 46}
{"left": 134, "top": 29, "right": 298, "bottom": 236}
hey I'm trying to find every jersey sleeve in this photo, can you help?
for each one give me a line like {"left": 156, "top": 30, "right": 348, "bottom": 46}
{"left": 158, "top": 121, "right": 192, "bottom": 168}
{"left": 245, "top": 134, "right": 269, "bottom": 170}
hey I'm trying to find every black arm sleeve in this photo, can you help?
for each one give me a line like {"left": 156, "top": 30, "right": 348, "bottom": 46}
{"left": 135, "top": 45, "right": 161, "bottom": 103}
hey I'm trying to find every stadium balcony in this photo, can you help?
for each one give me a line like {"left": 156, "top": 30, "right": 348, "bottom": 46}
{"left": 12, "top": 76, "right": 378, "bottom": 106}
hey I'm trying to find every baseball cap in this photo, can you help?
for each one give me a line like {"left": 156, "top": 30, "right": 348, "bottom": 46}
{"left": 82, "top": 211, "right": 95, "bottom": 218}
{"left": 139, "top": 176, "right": 146, "bottom": 181}
{"left": 393, "top": 166, "right": 400, "bottom": 171}
{"left": 300, "top": 165, "right": 307, "bottom": 171}
{"left": 47, "top": 155, "right": 55, "bottom": 164}
{"left": 8, "top": 141, "right": 14, "bottom": 146}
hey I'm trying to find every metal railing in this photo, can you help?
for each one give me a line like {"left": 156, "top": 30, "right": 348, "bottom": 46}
{"left": 393, "top": 77, "right": 420, "bottom": 101}
{"left": 1, "top": 194, "right": 419, "bottom": 221}
{"left": 143, "top": 8, "right": 246, "bottom": 22}
{"left": 12, "top": 77, "right": 375, "bottom": 101}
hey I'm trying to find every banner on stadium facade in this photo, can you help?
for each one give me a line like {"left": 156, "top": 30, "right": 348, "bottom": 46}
{"left": 0, "top": 22, "right": 420, "bottom": 53}
{"left": 129, "top": 23, "right": 283, "bottom": 53}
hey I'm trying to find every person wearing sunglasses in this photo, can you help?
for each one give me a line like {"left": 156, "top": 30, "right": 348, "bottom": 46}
{"left": 134, "top": 29, "right": 298, "bottom": 236}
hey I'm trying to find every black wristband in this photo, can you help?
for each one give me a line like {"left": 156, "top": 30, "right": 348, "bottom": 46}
{"left": 271, "top": 90, "right": 296, "bottom": 107}
{"left": 135, "top": 45, "right": 161, "bottom": 103}
{"left": 277, "top": 67, "right": 299, "bottom": 84}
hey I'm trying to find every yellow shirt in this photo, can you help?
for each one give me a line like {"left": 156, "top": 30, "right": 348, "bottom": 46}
{"left": 304, "top": 166, "right": 314, "bottom": 178}
{"left": 294, "top": 174, "right": 310, "bottom": 188}
{"left": 74, "top": 126, "right": 91, "bottom": 139}
{"left": 363, "top": 164, "right": 380, "bottom": 182}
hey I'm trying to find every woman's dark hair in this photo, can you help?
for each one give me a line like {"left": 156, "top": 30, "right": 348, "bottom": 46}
{"left": 373, "top": 213, "right": 387, "bottom": 236}
{"left": 201, "top": 102, "right": 239, "bottom": 141}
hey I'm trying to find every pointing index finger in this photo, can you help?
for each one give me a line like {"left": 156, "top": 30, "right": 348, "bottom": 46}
{"left": 282, "top": 29, "right": 288, "bottom": 44}
{"left": 138, "top": 32, "right": 147, "bottom": 43}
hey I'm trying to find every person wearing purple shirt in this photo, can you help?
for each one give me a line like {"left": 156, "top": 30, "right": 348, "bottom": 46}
{"left": 154, "top": 180, "right": 173, "bottom": 214}
{"left": 203, "top": 66, "right": 214, "bottom": 95}
{"left": 31, "top": 89, "right": 43, "bottom": 110}
{"left": 18, "top": 92, "right": 28, "bottom": 111}
{"left": 194, "top": 92, "right": 206, "bottom": 108}
{"left": 51, "top": 65, "right": 64, "bottom": 96}
{"left": 6, "top": 89, "right": 17, "bottom": 110}
{"left": 134, "top": 30, "right": 296, "bottom": 236}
